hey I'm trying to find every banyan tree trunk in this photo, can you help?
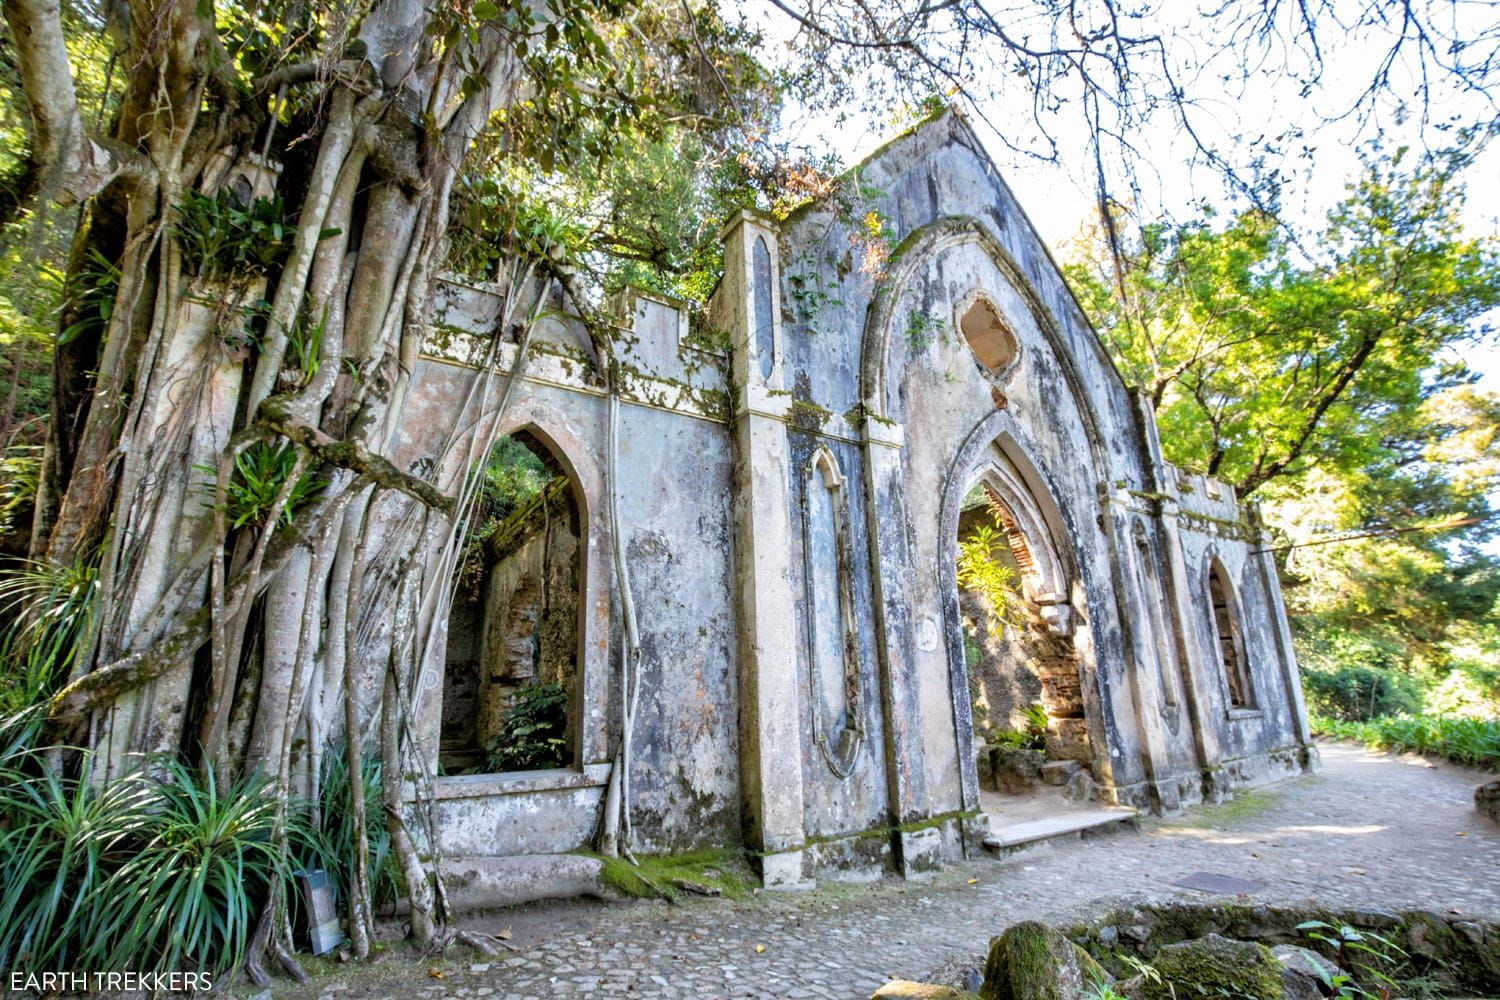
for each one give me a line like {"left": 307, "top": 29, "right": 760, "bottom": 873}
{"left": 4, "top": 0, "right": 552, "bottom": 954}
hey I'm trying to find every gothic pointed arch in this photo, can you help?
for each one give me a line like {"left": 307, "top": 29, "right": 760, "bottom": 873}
{"left": 1206, "top": 557, "right": 1254, "bottom": 710}
{"left": 937, "top": 409, "right": 1104, "bottom": 811}
{"left": 856, "top": 216, "right": 1114, "bottom": 484}
{"left": 800, "top": 444, "right": 865, "bottom": 778}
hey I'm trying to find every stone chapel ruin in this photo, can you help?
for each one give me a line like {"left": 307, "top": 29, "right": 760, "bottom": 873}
{"left": 391, "top": 110, "right": 1319, "bottom": 889}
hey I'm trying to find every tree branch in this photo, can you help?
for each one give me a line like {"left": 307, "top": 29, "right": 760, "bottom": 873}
{"left": 1, "top": 0, "right": 138, "bottom": 204}
{"left": 47, "top": 606, "right": 212, "bottom": 728}
{"left": 256, "top": 395, "right": 456, "bottom": 516}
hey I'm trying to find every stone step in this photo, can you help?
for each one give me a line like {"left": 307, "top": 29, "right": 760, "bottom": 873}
{"left": 981, "top": 807, "right": 1138, "bottom": 856}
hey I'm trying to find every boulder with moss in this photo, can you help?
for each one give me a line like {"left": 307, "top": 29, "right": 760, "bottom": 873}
{"left": 1124, "top": 933, "right": 1284, "bottom": 1000}
{"left": 980, "top": 920, "right": 1108, "bottom": 1000}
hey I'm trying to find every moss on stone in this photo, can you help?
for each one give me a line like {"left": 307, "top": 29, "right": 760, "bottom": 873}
{"left": 588, "top": 849, "right": 754, "bottom": 902}
{"left": 1132, "top": 934, "right": 1284, "bottom": 1000}
{"left": 980, "top": 921, "right": 1106, "bottom": 1000}
{"left": 1158, "top": 789, "right": 1276, "bottom": 830}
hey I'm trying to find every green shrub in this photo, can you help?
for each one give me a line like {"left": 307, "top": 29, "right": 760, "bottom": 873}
{"left": 484, "top": 682, "right": 571, "bottom": 772}
{"left": 957, "top": 523, "right": 1023, "bottom": 636}
{"left": 1301, "top": 665, "right": 1422, "bottom": 721}
{"left": 1423, "top": 661, "right": 1500, "bottom": 720}
{"left": 1311, "top": 714, "right": 1499, "bottom": 769}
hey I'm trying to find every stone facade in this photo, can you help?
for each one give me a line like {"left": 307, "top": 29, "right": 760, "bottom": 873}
{"left": 385, "top": 110, "right": 1317, "bottom": 887}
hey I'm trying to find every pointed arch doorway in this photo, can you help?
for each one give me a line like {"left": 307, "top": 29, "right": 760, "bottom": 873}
{"left": 439, "top": 427, "right": 586, "bottom": 776}
{"left": 950, "top": 441, "right": 1096, "bottom": 824}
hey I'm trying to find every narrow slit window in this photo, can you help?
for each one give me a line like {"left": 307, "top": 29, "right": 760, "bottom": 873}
{"left": 753, "top": 236, "right": 774, "bottom": 380}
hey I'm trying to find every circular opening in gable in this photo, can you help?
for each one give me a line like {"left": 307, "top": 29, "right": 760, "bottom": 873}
{"left": 959, "top": 295, "right": 1019, "bottom": 376}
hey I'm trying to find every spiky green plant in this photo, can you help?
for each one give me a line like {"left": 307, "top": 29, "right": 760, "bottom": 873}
{"left": 88, "top": 758, "right": 292, "bottom": 975}
{"left": 0, "top": 704, "right": 47, "bottom": 759}
{"left": 0, "top": 752, "right": 153, "bottom": 971}
{"left": 194, "top": 439, "right": 327, "bottom": 530}
{"left": 298, "top": 749, "right": 401, "bottom": 916}
{"left": 0, "top": 753, "right": 307, "bottom": 978}
{"left": 0, "top": 555, "right": 98, "bottom": 713}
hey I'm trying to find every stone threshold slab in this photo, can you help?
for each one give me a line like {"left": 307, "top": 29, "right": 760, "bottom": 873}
{"left": 982, "top": 807, "right": 1138, "bottom": 851}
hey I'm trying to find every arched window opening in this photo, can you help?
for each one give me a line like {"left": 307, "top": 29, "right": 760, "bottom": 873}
{"left": 440, "top": 430, "right": 582, "bottom": 775}
{"left": 801, "top": 447, "right": 864, "bottom": 777}
{"left": 1208, "top": 563, "right": 1254, "bottom": 709}
{"left": 958, "top": 295, "right": 1019, "bottom": 375}
{"left": 752, "top": 236, "right": 775, "bottom": 380}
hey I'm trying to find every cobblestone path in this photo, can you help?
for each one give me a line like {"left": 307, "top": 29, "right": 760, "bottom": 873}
{"left": 268, "top": 743, "right": 1500, "bottom": 1000}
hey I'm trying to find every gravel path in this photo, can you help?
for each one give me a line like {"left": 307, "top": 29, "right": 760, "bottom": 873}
{"left": 264, "top": 742, "right": 1499, "bottom": 1000}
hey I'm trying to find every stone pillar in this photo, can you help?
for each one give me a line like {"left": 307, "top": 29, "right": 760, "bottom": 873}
{"left": 1098, "top": 483, "right": 1179, "bottom": 813}
{"left": 1157, "top": 495, "right": 1228, "bottom": 800}
{"left": 1246, "top": 503, "right": 1319, "bottom": 769}
{"left": 863, "top": 418, "right": 945, "bottom": 875}
{"left": 720, "top": 210, "right": 809, "bottom": 888}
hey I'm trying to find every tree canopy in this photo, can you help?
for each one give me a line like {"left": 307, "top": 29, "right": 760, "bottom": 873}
{"left": 1065, "top": 142, "right": 1500, "bottom": 700}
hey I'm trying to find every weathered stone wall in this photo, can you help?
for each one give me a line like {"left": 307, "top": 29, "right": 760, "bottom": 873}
{"left": 786, "top": 428, "right": 891, "bottom": 850}
{"left": 386, "top": 286, "right": 742, "bottom": 857}
{"left": 611, "top": 400, "right": 742, "bottom": 850}
{"left": 1165, "top": 464, "right": 1315, "bottom": 782}
{"left": 773, "top": 113, "right": 1163, "bottom": 828}
{"left": 471, "top": 512, "right": 580, "bottom": 762}
{"left": 374, "top": 108, "right": 1315, "bottom": 881}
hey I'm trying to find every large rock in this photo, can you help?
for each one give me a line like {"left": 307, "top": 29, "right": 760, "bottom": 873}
{"left": 1038, "top": 760, "right": 1083, "bottom": 787}
{"left": 1127, "top": 934, "right": 1284, "bottom": 1000}
{"left": 988, "top": 749, "right": 1046, "bottom": 795}
{"left": 1271, "top": 944, "right": 1339, "bottom": 1000}
{"left": 1477, "top": 780, "right": 1500, "bottom": 824}
{"left": 980, "top": 921, "right": 1108, "bottom": 1000}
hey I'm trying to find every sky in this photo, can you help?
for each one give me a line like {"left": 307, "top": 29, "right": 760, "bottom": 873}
{"left": 742, "top": 0, "right": 1500, "bottom": 382}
